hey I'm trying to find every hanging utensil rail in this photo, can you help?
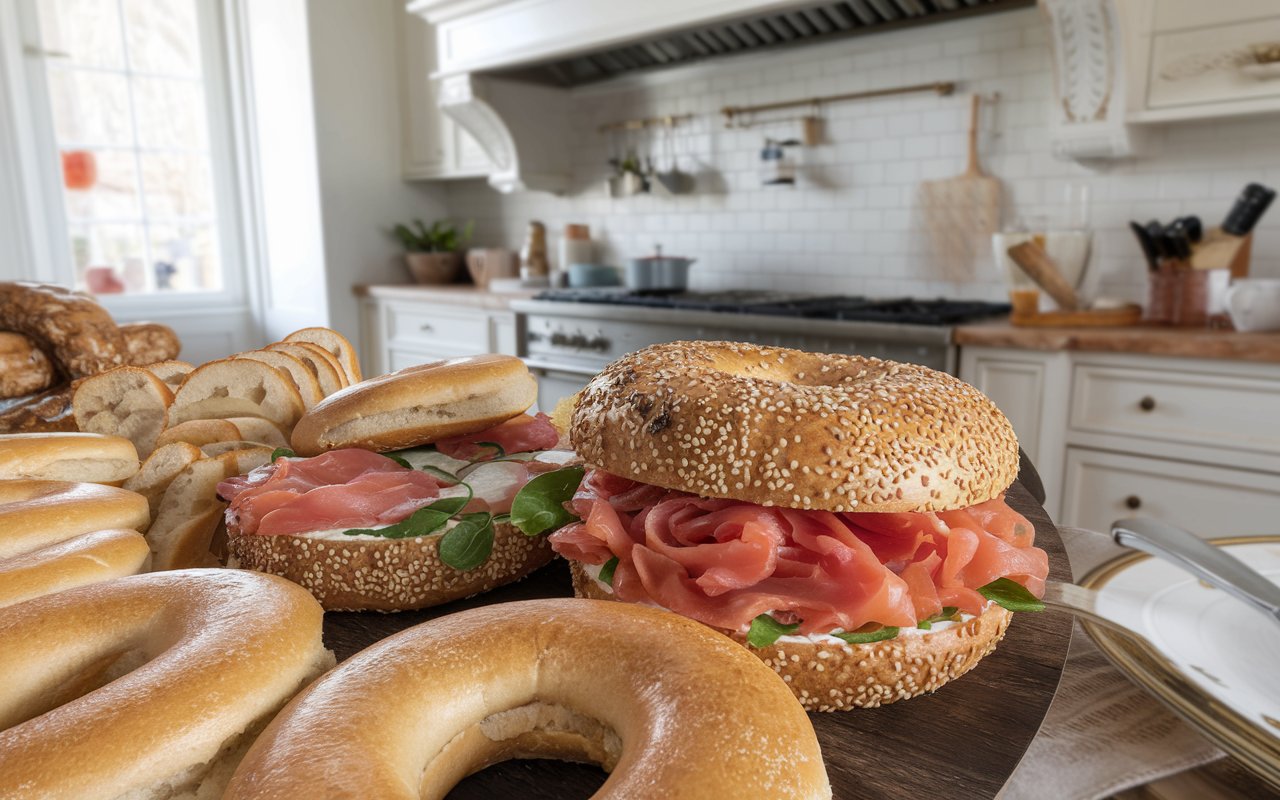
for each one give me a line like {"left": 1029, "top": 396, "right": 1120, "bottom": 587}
{"left": 721, "top": 81, "right": 955, "bottom": 127}
{"left": 597, "top": 114, "right": 693, "bottom": 134}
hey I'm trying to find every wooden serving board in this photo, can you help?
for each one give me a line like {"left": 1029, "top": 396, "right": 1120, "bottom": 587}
{"left": 324, "top": 481, "right": 1074, "bottom": 799}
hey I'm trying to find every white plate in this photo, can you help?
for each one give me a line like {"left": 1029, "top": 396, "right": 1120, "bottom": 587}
{"left": 1080, "top": 537, "right": 1280, "bottom": 785}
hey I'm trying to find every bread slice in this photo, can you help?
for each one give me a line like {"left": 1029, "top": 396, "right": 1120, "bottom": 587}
{"left": 123, "top": 441, "right": 204, "bottom": 520}
{"left": 224, "top": 418, "right": 288, "bottom": 449}
{"left": 141, "top": 360, "right": 194, "bottom": 392}
{"left": 119, "top": 321, "right": 181, "bottom": 365}
{"left": 156, "top": 419, "right": 242, "bottom": 449}
{"left": 266, "top": 343, "right": 345, "bottom": 395}
{"left": 146, "top": 458, "right": 235, "bottom": 570}
{"left": 170, "top": 359, "right": 304, "bottom": 433}
{"left": 283, "top": 327, "right": 362, "bottom": 384}
{"left": 0, "top": 432, "right": 139, "bottom": 484}
{"left": 207, "top": 444, "right": 274, "bottom": 475}
{"left": 233, "top": 351, "right": 324, "bottom": 410}
{"left": 72, "top": 367, "right": 174, "bottom": 458}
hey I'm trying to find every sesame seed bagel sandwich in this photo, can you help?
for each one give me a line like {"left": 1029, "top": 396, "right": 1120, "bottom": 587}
{"left": 220, "top": 355, "right": 582, "bottom": 611}
{"left": 547, "top": 341, "right": 1050, "bottom": 711}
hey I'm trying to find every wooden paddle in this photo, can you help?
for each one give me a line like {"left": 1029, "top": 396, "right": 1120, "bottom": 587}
{"left": 918, "top": 94, "right": 1001, "bottom": 280}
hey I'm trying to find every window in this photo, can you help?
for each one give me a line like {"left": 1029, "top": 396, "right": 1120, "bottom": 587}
{"left": 29, "top": 0, "right": 230, "bottom": 296}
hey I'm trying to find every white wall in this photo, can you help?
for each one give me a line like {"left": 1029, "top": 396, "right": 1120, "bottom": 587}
{"left": 442, "top": 6, "right": 1279, "bottom": 304}
{"left": 306, "top": 0, "right": 448, "bottom": 349}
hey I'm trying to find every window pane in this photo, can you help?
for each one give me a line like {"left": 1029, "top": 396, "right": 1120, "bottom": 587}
{"left": 123, "top": 0, "right": 201, "bottom": 77}
{"left": 37, "top": 0, "right": 125, "bottom": 69}
{"left": 69, "top": 222, "right": 147, "bottom": 293}
{"left": 47, "top": 68, "right": 132, "bottom": 146}
{"left": 133, "top": 76, "right": 208, "bottom": 149}
{"left": 63, "top": 149, "right": 141, "bottom": 219}
{"left": 140, "top": 153, "right": 213, "bottom": 218}
{"left": 149, "top": 225, "right": 220, "bottom": 291}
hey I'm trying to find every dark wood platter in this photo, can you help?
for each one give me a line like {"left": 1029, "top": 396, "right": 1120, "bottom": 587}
{"left": 324, "top": 480, "right": 1073, "bottom": 798}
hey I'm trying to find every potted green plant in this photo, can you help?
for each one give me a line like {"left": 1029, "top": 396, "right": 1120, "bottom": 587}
{"left": 390, "top": 219, "right": 472, "bottom": 284}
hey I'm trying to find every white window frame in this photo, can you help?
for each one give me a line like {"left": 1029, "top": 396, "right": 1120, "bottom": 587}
{"left": 5, "top": 0, "right": 260, "bottom": 328}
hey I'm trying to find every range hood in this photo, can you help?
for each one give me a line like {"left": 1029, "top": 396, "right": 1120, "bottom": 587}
{"left": 408, "top": 0, "right": 1032, "bottom": 192}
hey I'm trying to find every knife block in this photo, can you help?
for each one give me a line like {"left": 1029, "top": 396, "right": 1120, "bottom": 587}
{"left": 1189, "top": 228, "right": 1252, "bottom": 278}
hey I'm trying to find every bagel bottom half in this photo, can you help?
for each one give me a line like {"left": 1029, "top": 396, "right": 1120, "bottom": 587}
{"left": 224, "top": 599, "right": 830, "bottom": 800}
{"left": 226, "top": 520, "right": 554, "bottom": 611}
{"left": 570, "top": 562, "right": 1012, "bottom": 711}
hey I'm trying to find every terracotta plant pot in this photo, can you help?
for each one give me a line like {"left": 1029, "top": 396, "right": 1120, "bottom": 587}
{"left": 405, "top": 251, "right": 461, "bottom": 285}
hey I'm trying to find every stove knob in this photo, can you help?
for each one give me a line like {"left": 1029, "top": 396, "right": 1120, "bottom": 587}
{"left": 568, "top": 333, "right": 589, "bottom": 348}
{"left": 587, "top": 336, "right": 611, "bottom": 352}
{"left": 550, "top": 331, "right": 569, "bottom": 346}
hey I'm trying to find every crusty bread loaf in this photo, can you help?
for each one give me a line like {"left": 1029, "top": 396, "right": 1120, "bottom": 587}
{"left": 146, "top": 458, "right": 236, "bottom": 570}
{"left": 119, "top": 321, "right": 181, "bottom": 365}
{"left": 283, "top": 327, "right": 362, "bottom": 384}
{"left": 140, "top": 360, "right": 194, "bottom": 392}
{"left": 123, "top": 441, "right": 204, "bottom": 520}
{"left": 0, "top": 282, "right": 125, "bottom": 378}
{"left": 289, "top": 355, "right": 536, "bottom": 456}
{"left": 0, "top": 332, "right": 55, "bottom": 399}
{"left": 570, "top": 562, "right": 1012, "bottom": 711}
{"left": 170, "top": 359, "right": 304, "bottom": 433}
{"left": 0, "top": 528, "right": 150, "bottom": 609}
{"left": 156, "top": 418, "right": 242, "bottom": 449}
{"left": 0, "top": 432, "right": 139, "bottom": 484}
{"left": 0, "top": 386, "right": 77, "bottom": 434}
{"left": 233, "top": 351, "right": 324, "bottom": 409}
{"left": 72, "top": 367, "right": 174, "bottom": 458}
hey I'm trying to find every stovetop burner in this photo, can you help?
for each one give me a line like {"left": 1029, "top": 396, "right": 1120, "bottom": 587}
{"left": 533, "top": 289, "right": 1010, "bottom": 326}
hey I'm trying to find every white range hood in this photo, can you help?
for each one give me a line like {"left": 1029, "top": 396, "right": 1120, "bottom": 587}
{"left": 408, "top": 0, "right": 1033, "bottom": 194}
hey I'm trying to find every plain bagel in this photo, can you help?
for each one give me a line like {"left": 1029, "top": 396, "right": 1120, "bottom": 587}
{"left": 571, "top": 340, "right": 1020, "bottom": 513}
{"left": 0, "top": 569, "right": 334, "bottom": 798}
{"left": 289, "top": 354, "right": 537, "bottom": 456}
{"left": 0, "top": 480, "right": 149, "bottom": 560}
{"left": 223, "top": 599, "right": 831, "bottom": 799}
{"left": 226, "top": 518, "right": 553, "bottom": 612}
{"left": 0, "top": 432, "right": 140, "bottom": 483}
{"left": 0, "top": 528, "right": 150, "bottom": 609}
{"left": 570, "top": 562, "right": 1012, "bottom": 711}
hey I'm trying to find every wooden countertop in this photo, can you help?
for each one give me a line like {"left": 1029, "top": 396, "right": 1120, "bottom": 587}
{"left": 955, "top": 320, "right": 1280, "bottom": 364}
{"left": 353, "top": 284, "right": 537, "bottom": 310}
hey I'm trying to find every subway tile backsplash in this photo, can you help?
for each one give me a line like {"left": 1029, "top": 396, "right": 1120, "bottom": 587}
{"left": 441, "top": 7, "right": 1279, "bottom": 302}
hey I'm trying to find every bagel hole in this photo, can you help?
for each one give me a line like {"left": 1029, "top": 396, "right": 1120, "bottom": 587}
{"left": 8, "top": 645, "right": 149, "bottom": 728}
{"left": 427, "top": 702, "right": 614, "bottom": 800}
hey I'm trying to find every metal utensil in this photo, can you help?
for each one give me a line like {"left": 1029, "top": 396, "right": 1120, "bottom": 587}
{"left": 1112, "top": 517, "right": 1280, "bottom": 627}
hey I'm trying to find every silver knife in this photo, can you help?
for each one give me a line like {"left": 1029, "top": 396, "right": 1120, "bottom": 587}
{"left": 1112, "top": 517, "right": 1280, "bottom": 627}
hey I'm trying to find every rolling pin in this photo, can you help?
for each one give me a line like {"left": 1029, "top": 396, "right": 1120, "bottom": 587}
{"left": 1006, "top": 241, "right": 1079, "bottom": 311}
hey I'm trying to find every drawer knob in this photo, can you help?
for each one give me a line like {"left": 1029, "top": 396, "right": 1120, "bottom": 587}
{"left": 420, "top": 323, "right": 434, "bottom": 332}
{"left": 1124, "top": 495, "right": 1142, "bottom": 510}
{"left": 1138, "top": 396, "right": 1156, "bottom": 412}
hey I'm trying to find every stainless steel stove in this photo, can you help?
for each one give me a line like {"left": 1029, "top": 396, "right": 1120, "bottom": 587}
{"left": 510, "top": 290, "right": 1010, "bottom": 411}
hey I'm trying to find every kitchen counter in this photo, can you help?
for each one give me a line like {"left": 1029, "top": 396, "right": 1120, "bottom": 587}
{"left": 955, "top": 320, "right": 1280, "bottom": 364}
{"left": 353, "top": 284, "right": 537, "bottom": 310}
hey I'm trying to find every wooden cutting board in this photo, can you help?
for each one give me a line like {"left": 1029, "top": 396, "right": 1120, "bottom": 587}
{"left": 324, "top": 480, "right": 1073, "bottom": 799}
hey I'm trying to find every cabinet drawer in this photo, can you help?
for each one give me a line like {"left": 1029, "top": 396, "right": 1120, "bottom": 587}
{"left": 1070, "top": 364, "right": 1280, "bottom": 457}
{"left": 385, "top": 303, "right": 489, "bottom": 352}
{"left": 1062, "top": 449, "right": 1280, "bottom": 539}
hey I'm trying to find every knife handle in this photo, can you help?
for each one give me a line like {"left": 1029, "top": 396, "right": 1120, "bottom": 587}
{"left": 1222, "top": 183, "right": 1276, "bottom": 236}
{"left": 1111, "top": 517, "right": 1280, "bottom": 626}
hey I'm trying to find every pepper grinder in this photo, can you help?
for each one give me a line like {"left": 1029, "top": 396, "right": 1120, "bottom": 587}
{"left": 520, "top": 221, "right": 549, "bottom": 282}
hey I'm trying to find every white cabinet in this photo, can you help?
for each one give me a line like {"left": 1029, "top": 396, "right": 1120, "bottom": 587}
{"left": 359, "top": 296, "right": 518, "bottom": 377}
{"left": 1121, "top": 0, "right": 1280, "bottom": 123}
{"left": 397, "top": 6, "right": 491, "bottom": 180}
{"left": 960, "top": 347, "right": 1280, "bottom": 539}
